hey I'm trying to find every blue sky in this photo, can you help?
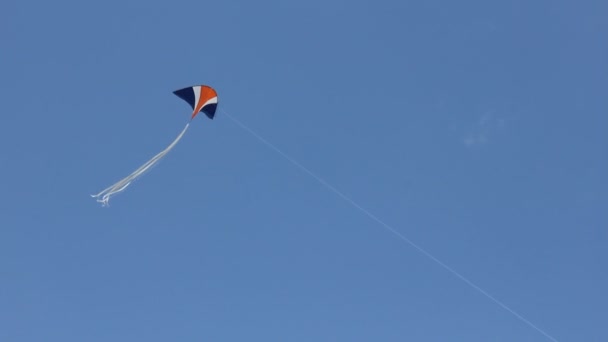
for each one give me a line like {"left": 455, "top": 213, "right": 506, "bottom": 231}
{"left": 2, "top": 0, "right": 606, "bottom": 341}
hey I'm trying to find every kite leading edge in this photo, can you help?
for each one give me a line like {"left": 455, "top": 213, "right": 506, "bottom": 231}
{"left": 91, "top": 85, "right": 218, "bottom": 206}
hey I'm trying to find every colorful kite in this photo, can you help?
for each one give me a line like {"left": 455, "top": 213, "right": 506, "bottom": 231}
{"left": 91, "top": 85, "right": 218, "bottom": 206}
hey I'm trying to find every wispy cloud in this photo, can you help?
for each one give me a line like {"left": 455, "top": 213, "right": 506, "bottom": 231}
{"left": 463, "top": 134, "right": 488, "bottom": 147}
{"left": 463, "top": 110, "right": 505, "bottom": 147}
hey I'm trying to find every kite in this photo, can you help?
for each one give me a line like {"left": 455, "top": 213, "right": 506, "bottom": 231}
{"left": 91, "top": 85, "right": 218, "bottom": 206}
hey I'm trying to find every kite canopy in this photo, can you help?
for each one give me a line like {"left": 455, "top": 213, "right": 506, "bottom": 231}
{"left": 173, "top": 85, "right": 218, "bottom": 120}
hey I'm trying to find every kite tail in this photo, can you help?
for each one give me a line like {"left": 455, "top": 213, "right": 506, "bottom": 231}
{"left": 91, "top": 123, "right": 190, "bottom": 206}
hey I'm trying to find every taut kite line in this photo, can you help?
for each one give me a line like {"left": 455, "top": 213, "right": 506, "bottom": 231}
{"left": 92, "top": 85, "right": 218, "bottom": 206}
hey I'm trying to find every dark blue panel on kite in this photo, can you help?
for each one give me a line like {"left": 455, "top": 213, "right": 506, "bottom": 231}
{"left": 173, "top": 87, "right": 196, "bottom": 109}
{"left": 202, "top": 104, "right": 217, "bottom": 119}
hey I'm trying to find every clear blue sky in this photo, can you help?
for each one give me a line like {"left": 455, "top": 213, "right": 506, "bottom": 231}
{"left": 2, "top": 0, "right": 606, "bottom": 341}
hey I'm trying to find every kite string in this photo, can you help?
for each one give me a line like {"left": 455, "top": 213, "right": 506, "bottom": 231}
{"left": 221, "top": 109, "right": 559, "bottom": 342}
{"left": 91, "top": 122, "right": 190, "bottom": 206}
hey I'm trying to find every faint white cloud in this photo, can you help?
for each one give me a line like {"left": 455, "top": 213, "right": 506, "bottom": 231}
{"left": 463, "top": 134, "right": 488, "bottom": 147}
{"left": 463, "top": 110, "right": 505, "bottom": 147}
